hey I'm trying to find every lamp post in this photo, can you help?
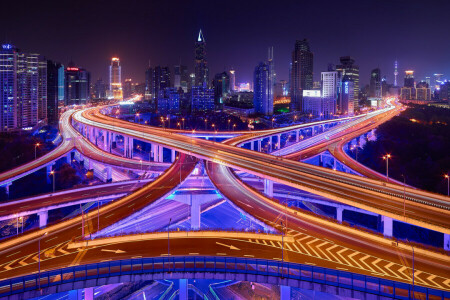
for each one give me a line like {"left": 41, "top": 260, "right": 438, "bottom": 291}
{"left": 228, "top": 119, "right": 231, "bottom": 131}
{"left": 50, "top": 171, "right": 55, "bottom": 193}
{"left": 233, "top": 124, "right": 236, "bottom": 131}
{"left": 401, "top": 174, "right": 406, "bottom": 219}
{"left": 38, "top": 232, "right": 48, "bottom": 289}
{"left": 445, "top": 174, "right": 449, "bottom": 196}
{"left": 182, "top": 118, "right": 185, "bottom": 130}
{"left": 35, "top": 143, "right": 40, "bottom": 160}
{"left": 204, "top": 119, "right": 207, "bottom": 131}
{"left": 272, "top": 118, "right": 275, "bottom": 128}
{"left": 382, "top": 154, "right": 391, "bottom": 182}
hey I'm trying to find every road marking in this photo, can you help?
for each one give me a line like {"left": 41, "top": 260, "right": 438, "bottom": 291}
{"left": 105, "top": 213, "right": 115, "bottom": 219}
{"left": 100, "top": 259, "right": 112, "bottom": 262}
{"left": 131, "top": 256, "right": 142, "bottom": 259}
{"left": 216, "top": 242, "right": 240, "bottom": 251}
{"left": 101, "top": 249, "right": 126, "bottom": 254}
{"left": 244, "top": 255, "right": 254, "bottom": 257}
{"left": 216, "top": 253, "right": 227, "bottom": 256}
{"left": 189, "top": 253, "right": 199, "bottom": 255}
{"left": 336, "top": 267, "right": 348, "bottom": 270}
{"left": 45, "top": 236, "right": 58, "bottom": 243}
{"left": 6, "top": 251, "right": 21, "bottom": 258}
{"left": 304, "top": 262, "right": 316, "bottom": 265}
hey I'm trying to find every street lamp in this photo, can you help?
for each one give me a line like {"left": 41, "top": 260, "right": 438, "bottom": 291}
{"left": 38, "top": 232, "right": 48, "bottom": 289}
{"left": 233, "top": 124, "right": 236, "bottom": 131}
{"left": 35, "top": 143, "right": 40, "bottom": 160}
{"left": 182, "top": 118, "right": 185, "bottom": 130}
{"left": 204, "top": 119, "right": 207, "bottom": 131}
{"left": 50, "top": 171, "right": 55, "bottom": 193}
{"left": 445, "top": 174, "right": 449, "bottom": 196}
{"left": 228, "top": 119, "right": 231, "bottom": 131}
{"left": 401, "top": 174, "right": 406, "bottom": 219}
{"left": 177, "top": 122, "right": 181, "bottom": 130}
{"left": 382, "top": 154, "right": 391, "bottom": 182}
{"left": 272, "top": 118, "right": 275, "bottom": 128}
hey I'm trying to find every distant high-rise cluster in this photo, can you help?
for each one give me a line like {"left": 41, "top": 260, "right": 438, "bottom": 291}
{"left": 290, "top": 39, "right": 313, "bottom": 112}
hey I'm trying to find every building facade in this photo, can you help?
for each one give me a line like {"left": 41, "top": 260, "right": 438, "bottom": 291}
{"left": 369, "top": 68, "right": 381, "bottom": 98}
{"left": 47, "top": 60, "right": 64, "bottom": 125}
{"left": 253, "top": 62, "right": 273, "bottom": 115}
{"left": 336, "top": 56, "right": 359, "bottom": 110}
{"left": 109, "top": 57, "right": 123, "bottom": 100}
{"left": 302, "top": 90, "right": 321, "bottom": 116}
{"left": 191, "top": 86, "right": 214, "bottom": 113}
{"left": 290, "top": 39, "right": 313, "bottom": 112}
{"left": 338, "top": 76, "right": 354, "bottom": 115}
{"left": 65, "top": 64, "right": 90, "bottom": 106}
{"left": 194, "top": 30, "right": 209, "bottom": 87}
{"left": 212, "top": 72, "right": 230, "bottom": 109}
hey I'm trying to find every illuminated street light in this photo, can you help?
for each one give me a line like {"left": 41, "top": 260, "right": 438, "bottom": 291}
{"left": 35, "top": 143, "right": 40, "bottom": 160}
{"left": 382, "top": 154, "right": 391, "bottom": 182}
{"left": 445, "top": 174, "right": 449, "bottom": 196}
{"left": 50, "top": 171, "right": 55, "bottom": 193}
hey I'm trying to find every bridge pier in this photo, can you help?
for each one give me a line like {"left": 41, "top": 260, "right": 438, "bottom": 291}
{"left": 171, "top": 149, "right": 176, "bottom": 163}
{"left": 277, "top": 134, "right": 281, "bottom": 149}
{"left": 179, "top": 279, "right": 188, "bottom": 300}
{"left": 264, "top": 179, "right": 274, "bottom": 198}
{"left": 319, "top": 154, "right": 323, "bottom": 166}
{"left": 336, "top": 206, "right": 343, "bottom": 223}
{"left": 296, "top": 130, "right": 299, "bottom": 142}
{"left": 258, "top": 139, "right": 261, "bottom": 152}
{"left": 158, "top": 146, "right": 164, "bottom": 163}
{"left": 38, "top": 211, "right": 48, "bottom": 228}
{"left": 444, "top": 234, "right": 450, "bottom": 251}
{"left": 250, "top": 141, "right": 254, "bottom": 151}
{"left": 280, "top": 285, "right": 291, "bottom": 300}
{"left": 3, "top": 182, "right": 12, "bottom": 198}
{"left": 84, "top": 287, "right": 93, "bottom": 300}
{"left": 105, "top": 166, "right": 112, "bottom": 183}
{"left": 381, "top": 216, "right": 393, "bottom": 237}
{"left": 191, "top": 197, "right": 201, "bottom": 230}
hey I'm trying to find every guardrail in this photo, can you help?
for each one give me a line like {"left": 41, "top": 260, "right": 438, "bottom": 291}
{"left": 0, "top": 256, "right": 448, "bottom": 299}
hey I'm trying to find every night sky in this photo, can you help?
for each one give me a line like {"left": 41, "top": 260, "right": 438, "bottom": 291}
{"left": 1, "top": 0, "right": 449, "bottom": 86}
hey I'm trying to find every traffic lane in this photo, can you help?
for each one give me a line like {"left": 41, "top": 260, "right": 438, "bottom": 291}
{"left": 206, "top": 162, "right": 450, "bottom": 289}
{"left": 0, "top": 154, "right": 197, "bottom": 272}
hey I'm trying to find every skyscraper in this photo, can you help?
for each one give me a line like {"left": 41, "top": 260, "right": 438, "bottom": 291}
{"left": 0, "top": 44, "right": 18, "bottom": 131}
{"left": 253, "top": 62, "right": 273, "bottom": 115}
{"left": 145, "top": 66, "right": 153, "bottom": 100}
{"left": 191, "top": 86, "right": 214, "bottom": 113}
{"left": 268, "top": 47, "right": 276, "bottom": 108}
{"left": 123, "top": 79, "right": 133, "bottom": 99}
{"left": 336, "top": 56, "right": 359, "bottom": 110}
{"left": 338, "top": 76, "right": 354, "bottom": 115}
{"left": 65, "top": 63, "right": 90, "bottom": 105}
{"left": 152, "top": 66, "right": 171, "bottom": 98}
{"left": 321, "top": 71, "right": 340, "bottom": 115}
{"left": 38, "top": 59, "right": 47, "bottom": 121}
{"left": 369, "top": 68, "right": 381, "bottom": 98}
{"left": 229, "top": 68, "right": 236, "bottom": 92}
{"left": 212, "top": 72, "right": 230, "bottom": 109}
{"left": 109, "top": 57, "right": 123, "bottom": 100}
{"left": 194, "top": 30, "right": 209, "bottom": 87}
{"left": 404, "top": 70, "right": 415, "bottom": 87}
{"left": 17, "top": 53, "right": 40, "bottom": 129}
{"left": 174, "top": 65, "right": 189, "bottom": 93}
{"left": 47, "top": 60, "right": 64, "bottom": 125}
{"left": 93, "top": 78, "right": 107, "bottom": 99}
{"left": 394, "top": 60, "right": 398, "bottom": 86}
{"left": 290, "top": 39, "right": 313, "bottom": 112}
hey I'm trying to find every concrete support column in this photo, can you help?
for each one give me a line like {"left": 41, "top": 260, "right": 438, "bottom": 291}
{"left": 296, "top": 130, "right": 299, "bottom": 142}
{"left": 191, "top": 196, "right": 201, "bottom": 230}
{"left": 124, "top": 136, "right": 129, "bottom": 158}
{"left": 105, "top": 166, "right": 112, "bottom": 182}
{"left": 66, "top": 152, "right": 72, "bottom": 164}
{"left": 3, "top": 183, "right": 12, "bottom": 197}
{"left": 336, "top": 206, "right": 344, "bottom": 223}
{"left": 179, "top": 279, "right": 188, "bottom": 300}
{"left": 171, "top": 149, "right": 176, "bottom": 163}
{"left": 277, "top": 134, "right": 281, "bottom": 149}
{"left": 258, "top": 139, "right": 262, "bottom": 152}
{"left": 264, "top": 179, "right": 274, "bottom": 198}
{"left": 129, "top": 137, "right": 134, "bottom": 159}
{"left": 333, "top": 157, "right": 337, "bottom": 170}
{"left": 280, "top": 285, "right": 291, "bottom": 300}
{"left": 250, "top": 141, "right": 254, "bottom": 151}
{"left": 84, "top": 287, "right": 94, "bottom": 300}
{"left": 88, "top": 158, "right": 94, "bottom": 171}
{"left": 382, "top": 216, "right": 393, "bottom": 237}
{"left": 150, "top": 144, "right": 156, "bottom": 162}
{"left": 38, "top": 211, "right": 48, "bottom": 228}
{"left": 444, "top": 234, "right": 449, "bottom": 251}
{"left": 319, "top": 154, "right": 323, "bottom": 166}
{"left": 158, "top": 146, "right": 164, "bottom": 162}
{"left": 268, "top": 138, "right": 272, "bottom": 153}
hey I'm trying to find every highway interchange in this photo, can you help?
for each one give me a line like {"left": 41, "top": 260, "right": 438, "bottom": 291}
{"left": 0, "top": 100, "right": 449, "bottom": 296}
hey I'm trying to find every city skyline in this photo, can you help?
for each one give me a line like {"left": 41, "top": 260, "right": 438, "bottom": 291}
{"left": 1, "top": 0, "right": 449, "bottom": 86}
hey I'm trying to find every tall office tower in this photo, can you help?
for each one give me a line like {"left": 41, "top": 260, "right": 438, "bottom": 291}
{"left": 290, "top": 39, "right": 313, "bottom": 112}
{"left": 109, "top": 57, "right": 123, "bottom": 100}
{"left": 404, "top": 70, "right": 415, "bottom": 87}
{"left": 381, "top": 76, "right": 388, "bottom": 97}
{"left": 369, "top": 68, "right": 381, "bottom": 98}
{"left": 47, "top": 60, "right": 64, "bottom": 125}
{"left": 229, "top": 68, "right": 236, "bottom": 92}
{"left": 253, "top": 62, "right": 273, "bottom": 115}
{"left": 0, "top": 44, "right": 18, "bottom": 132}
{"left": 38, "top": 59, "right": 47, "bottom": 121}
{"left": 191, "top": 86, "right": 214, "bottom": 113}
{"left": 439, "top": 82, "right": 450, "bottom": 103}
{"left": 336, "top": 56, "right": 359, "bottom": 110}
{"left": 394, "top": 60, "right": 398, "bottom": 86}
{"left": 433, "top": 74, "right": 443, "bottom": 91}
{"left": 152, "top": 66, "right": 171, "bottom": 99}
{"left": 93, "top": 78, "right": 107, "bottom": 99}
{"left": 321, "top": 71, "right": 340, "bottom": 115}
{"left": 194, "top": 29, "right": 209, "bottom": 87}
{"left": 174, "top": 65, "right": 189, "bottom": 92}
{"left": 65, "top": 63, "right": 90, "bottom": 105}
{"left": 302, "top": 90, "right": 322, "bottom": 116}
{"left": 123, "top": 79, "right": 133, "bottom": 99}
{"left": 145, "top": 66, "right": 153, "bottom": 100}
{"left": 338, "top": 76, "right": 354, "bottom": 115}
{"left": 268, "top": 47, "right": 276, "bottom": 107}
{"left": 425, "top": 77, "right": 431, "bottom": 88}
{"left": 213, "top": 72, "right": 230, "bottom": 109}
{"left": 17, "top": 53, "right": 41, "bottom": 129}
